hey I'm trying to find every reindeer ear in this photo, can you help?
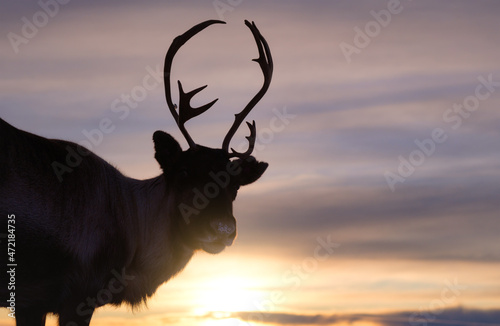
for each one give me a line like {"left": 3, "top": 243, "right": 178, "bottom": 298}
{"left": 234, "top": 157, "right": 269, "bottom": 186}
{"left": 153, "top": 131, "right": 182, "bottom": 173}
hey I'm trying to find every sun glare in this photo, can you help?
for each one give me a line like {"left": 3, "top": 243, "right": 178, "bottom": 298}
{"left": 192, "top": 275, "right": 265, "bottom": 316}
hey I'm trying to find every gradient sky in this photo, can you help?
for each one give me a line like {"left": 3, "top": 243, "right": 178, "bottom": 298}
{"left": 1, "top": 1, "right": 500, "bottom": 325}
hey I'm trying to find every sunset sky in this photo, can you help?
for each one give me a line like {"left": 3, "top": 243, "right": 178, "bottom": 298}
{"left": 1, "top": 1, "right": 500, "bottom": 325}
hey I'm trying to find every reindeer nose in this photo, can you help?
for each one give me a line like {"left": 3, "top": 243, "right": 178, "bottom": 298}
{"left": 210, "top": 219, "right": 236, "bottom": 235}
{"left": 210, "top": 218, "right": 236, "bottom": 245}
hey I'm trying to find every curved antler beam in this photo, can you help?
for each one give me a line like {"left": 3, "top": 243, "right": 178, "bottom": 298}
{"left": 222, "top": 20, "right": 274, "bottom": 158}
{"left": 164, "top": 20, "right": 226, "bottom": 149}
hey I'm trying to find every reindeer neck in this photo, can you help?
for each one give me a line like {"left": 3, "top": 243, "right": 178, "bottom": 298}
{"left": 125, "top": 174, "right": 194, "bottom": 285}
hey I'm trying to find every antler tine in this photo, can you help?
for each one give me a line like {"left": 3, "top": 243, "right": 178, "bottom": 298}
{"left": 164, "top": 20, "right": 226, "bottom": 149}
{"left": 229, "top": 121, "right": 256, "bottom": 159}
{"left": 222, "top": 20, "right": 273, "bottom": 158}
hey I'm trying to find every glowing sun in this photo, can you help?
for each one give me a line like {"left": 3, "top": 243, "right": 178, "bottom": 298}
{"left": 192, "top": 275, "right": 264, "bottom": 316}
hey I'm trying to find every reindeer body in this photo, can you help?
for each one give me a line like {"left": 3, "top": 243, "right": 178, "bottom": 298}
{"left": 0, "top": 118, "right": 194, "bottom": 323}
{"left": 0, "top": 19, "right": 272, "bottom": 325}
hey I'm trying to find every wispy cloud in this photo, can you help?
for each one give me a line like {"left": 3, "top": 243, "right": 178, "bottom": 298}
{"left": 202, "top": 307, "right": 500, "bottom": 326}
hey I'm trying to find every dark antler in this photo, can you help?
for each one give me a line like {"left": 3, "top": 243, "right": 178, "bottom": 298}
{"left": 222, "top": 20, "right": 273, "bottom": 158}
{"left": 164, "top": 20, "right": 226, "bottom": 149}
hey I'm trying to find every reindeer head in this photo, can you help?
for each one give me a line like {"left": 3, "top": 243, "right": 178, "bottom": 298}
{"left": 154, "top": 20, "right": 273, "bottom": 254}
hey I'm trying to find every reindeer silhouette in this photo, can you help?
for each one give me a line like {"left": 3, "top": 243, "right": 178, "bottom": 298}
{"left": 0, "top": 19, "right": 272, "bottom": 326}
